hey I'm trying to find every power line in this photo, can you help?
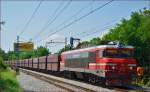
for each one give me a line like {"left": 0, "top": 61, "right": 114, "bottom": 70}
{"left": 72, "top": 14, "right": 128, "bottom": 37}
{"left": 33, "top": 0, "right": 94, "bottom": 41}
{"left": 19, "top": 0, "right": 43, "bottom": 36}
{"left": 32, "top": 1, "right": 64, "bottom": 40}
{"left": 32, "top": 0, "right": 72, "bottom": 40}
{"left": 80, "top": 25, "right": 112, "bottom": 39}
{"left": 46, "top": 14, "right": 128, "bottom": 44}
{"left": 72, "top": 24, "right": 103, "bottom": 37}
{"left": 36, "top": 0, "right": 114, "bottom": 44}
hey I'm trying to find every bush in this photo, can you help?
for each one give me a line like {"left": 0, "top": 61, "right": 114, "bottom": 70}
{"left": 0, "top": 69, "right": 22, "bottom": 92}
{"left": 0, "top": 56, "right": 22, "bottom": 92}
{"left": 0, "top": 57, "right": 7, "bottom": 70}
{"left": 146, "top": 80, "right": 150, "bottom": 87}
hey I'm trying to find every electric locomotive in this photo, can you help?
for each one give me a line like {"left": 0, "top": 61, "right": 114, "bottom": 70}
{"left": 61, "top": 42, "right": 137, "bottom": 86}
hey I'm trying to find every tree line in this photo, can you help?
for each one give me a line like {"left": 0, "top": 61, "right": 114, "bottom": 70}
{"left": 0, "top": 46, "right": 49, "bottom": 61}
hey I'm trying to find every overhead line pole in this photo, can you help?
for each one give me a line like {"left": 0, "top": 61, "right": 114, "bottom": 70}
{"left": 0, "top": 21, "right": 5, "bottom": 49}
{"left": 16, "top": 36, "right": 20, "bottom": 67}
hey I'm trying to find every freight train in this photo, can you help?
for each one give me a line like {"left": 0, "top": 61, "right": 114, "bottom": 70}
{"left": 6, "top": 42, "right": 137, "bottom": 86}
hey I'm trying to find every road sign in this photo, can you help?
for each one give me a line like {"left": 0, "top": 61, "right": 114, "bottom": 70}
{"left": 14, "top": 42, "right": 34, "bottom": 52}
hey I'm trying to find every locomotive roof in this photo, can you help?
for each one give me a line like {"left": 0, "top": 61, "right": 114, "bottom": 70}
{"left": 62, "top": 45, "right": 134, "bottom": 54}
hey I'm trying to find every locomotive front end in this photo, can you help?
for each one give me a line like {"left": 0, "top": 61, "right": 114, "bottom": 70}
{"left": 96, "top": 44, "right": 137, "bottom": 86}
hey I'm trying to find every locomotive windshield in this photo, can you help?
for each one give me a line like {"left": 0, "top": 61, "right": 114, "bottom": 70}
{"left": 101, "top": 49, "right": 133, "bottom": 58}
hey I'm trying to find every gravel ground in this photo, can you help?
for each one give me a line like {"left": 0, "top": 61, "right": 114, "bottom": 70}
{"left": 17, "top": 72, "right": 67, "bottom": 92}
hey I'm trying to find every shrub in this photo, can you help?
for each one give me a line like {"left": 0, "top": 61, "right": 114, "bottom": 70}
{"left": 0, "top": 69, "right": 22, "bottom": 92}
{"left": 0, "top": 56, "right": 7, "bottom": 70}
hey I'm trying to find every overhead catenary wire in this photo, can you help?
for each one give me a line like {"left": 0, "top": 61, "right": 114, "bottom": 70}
{"left": 72, "top": 14, "right": 129, "bottom": 38}
{"left": 32, "top": 0, "right": 95, "bottom": 41}
{"left": 47, "top": 14, "right": 128, "bottom": 45}
{"left": 73, "top": 25, "right": 110, "bottom": 38}
{"left": 19, "top": 0, "right": 43, "bottom": 36}
{"left": 60, "top": 0, "right": 95, "bottom": 25}
{"left": 32, "top": 1, "right": 64, "bottom": 40}
{"left": 80, "top": 25, "right": 112, "bottom": 39}
{"left": 35, "top": 0, "right": 114, "bottom": 44}
{"left": 32, "top": 0, "right": 72, "bottom": 40}
{"left": 34, "top": 14, "right": 127, "bottom": 45}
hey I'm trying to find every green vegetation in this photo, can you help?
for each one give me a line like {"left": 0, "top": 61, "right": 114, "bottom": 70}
{"left": 0, "top": 69, "right": 22, "bottom": 92}
{"left": 0, "top": 57, "right": 7, "bottom": 70}
{"left": 102, "top": 9, "right": 149, "bottom": 69}
{"left": 4, "top": 46, "right": 49, "bottom": 61}
{"left": 58, "top": 45, "right": 71, "bottom": 54}
{"left": 0, "top": 49, "right": 7, "bottom": 61}
{"left": 0, "top": 56, "right": 22, "bottom": 92}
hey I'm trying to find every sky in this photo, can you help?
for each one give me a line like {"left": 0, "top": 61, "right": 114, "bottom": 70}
{"left": 1, "top": 0, "right": 149, "bottom": 53}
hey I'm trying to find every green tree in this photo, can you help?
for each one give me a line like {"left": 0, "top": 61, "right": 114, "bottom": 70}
{"left": 19, "top": 51, "right": 33, "bottom": 59}
{"left": 0, "top": 56, "right": 7, "bottom": 70}
{"left": 58, "top": 45, "right": 71, "bottom": 54}
{"left": 90, "top": 38, "right": 102, "bottom": 45}
{"left": 102, "top": 9, "right": 149, "bottom": 68}
{"left": 0, "top": 49, "right": 6, "bottom": 60}
{"left": 7, "top": 51, "right": 17, "bottom": 60}
{"left": 36, "top": 46, "right": 49, "bottom": 57}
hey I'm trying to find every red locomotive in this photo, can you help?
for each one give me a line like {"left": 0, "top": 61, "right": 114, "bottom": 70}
{"left": 6, "top": 42, "right": 137, "bottom": 86}
{"left": 61, "top": 42, "right": 137, "bottom": 86}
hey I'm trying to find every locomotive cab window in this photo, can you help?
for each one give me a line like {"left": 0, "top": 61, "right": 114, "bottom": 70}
{"left": 99, "top": 49, "right": 133, "bottom": 58}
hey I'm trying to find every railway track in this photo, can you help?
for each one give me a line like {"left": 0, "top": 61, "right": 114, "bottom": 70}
{"left": 18, "top": 68, "right": 144, "bottom": 92}
{"left": 20, "top": 68, "right": 98, "bottom": 92}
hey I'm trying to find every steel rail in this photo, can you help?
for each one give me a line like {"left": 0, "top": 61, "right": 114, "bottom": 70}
{"left": 19, "top": 68, "right": 142, "bottom": 92}
{"left": 20, "top": 68, "right": 96, "bottom": 92}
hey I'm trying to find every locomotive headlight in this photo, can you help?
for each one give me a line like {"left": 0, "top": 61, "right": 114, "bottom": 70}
{"left": 130, "top": 66, "right": 133, "bottom": 70}
{"left": 112, "top": 66, "right": 115, "bottom": 70}
{"left": 128, "top": 64, "right": 136, "bottom": 70}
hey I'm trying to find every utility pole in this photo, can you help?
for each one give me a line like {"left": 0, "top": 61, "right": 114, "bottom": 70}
{"left": 65, "top": 37, "right": 67, "bottom": 47}
{"left": 0, "top": 21, "right": 5, "bottom": 49}
{"left": 16, "top": 36, "right": 19, "bottom": 67}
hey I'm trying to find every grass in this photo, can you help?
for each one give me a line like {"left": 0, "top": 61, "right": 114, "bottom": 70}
{"left": 132, "top": 76, "right": 150, "bottom": 88}
{"left": 0, "top": 68, "right": 22, "bottom": 92}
